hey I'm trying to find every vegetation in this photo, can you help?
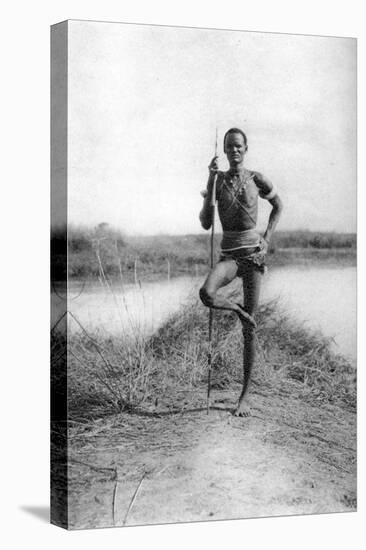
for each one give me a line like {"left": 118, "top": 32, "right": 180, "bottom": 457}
{"left": 51, "top": 224, "right": 356, "bottom": 281}
{"left": 51, "top": 284, "right": 355, "bottom": 423}
{"left": 271, "top": 230, "right": 356, "bottom": 250}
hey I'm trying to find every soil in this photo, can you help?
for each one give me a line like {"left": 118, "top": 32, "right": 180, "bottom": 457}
{"left": 68, "top": 383, "right": 356, "bottom": 529}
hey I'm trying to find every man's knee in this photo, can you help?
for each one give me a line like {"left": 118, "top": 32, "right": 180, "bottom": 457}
{"left": 199, "top": 286, "right": 215, "bottom": 307}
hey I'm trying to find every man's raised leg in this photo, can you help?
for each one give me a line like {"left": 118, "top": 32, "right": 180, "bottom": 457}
{"left": 199, "top": 260, "right": 256, "bottom": 327}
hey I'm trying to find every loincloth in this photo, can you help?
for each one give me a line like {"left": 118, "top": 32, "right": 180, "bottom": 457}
{"left": 219, "top": 238, "right": 267, "bottom": 276}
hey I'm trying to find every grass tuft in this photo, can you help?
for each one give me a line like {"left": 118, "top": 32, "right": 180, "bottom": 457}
{"left": 52, "top": 288, "right": 355, "bottom": 421}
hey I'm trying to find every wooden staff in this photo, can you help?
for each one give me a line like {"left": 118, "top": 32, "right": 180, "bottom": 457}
{"left": 207, "top": 128, "right": 218, "bottom": 414}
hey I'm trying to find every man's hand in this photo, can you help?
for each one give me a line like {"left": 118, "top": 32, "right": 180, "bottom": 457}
{"left": 208, "top": 155, "right": 219, "bottom": 175}
{"left": 201, "top": 156, "right": 219, "bottom": 199}
{"left": 253, "top": 238, "right": 269, "bottom": 264}
{"left": 260, "top": 238, "right": 269, "bottom": 255}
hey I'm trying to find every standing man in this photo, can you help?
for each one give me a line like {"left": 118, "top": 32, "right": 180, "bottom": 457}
{"left": 199, "top": 128, "right": 283, "bottom": 416}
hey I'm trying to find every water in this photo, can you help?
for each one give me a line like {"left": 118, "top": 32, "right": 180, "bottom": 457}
{"left": 261, "top": 266, "right": 356, "bottom": 361}
{"left": 52, "top": 276, "right": 200, "bottom": 339}
{"left": 51, "top": 266, "right": 356, "bottom": 361}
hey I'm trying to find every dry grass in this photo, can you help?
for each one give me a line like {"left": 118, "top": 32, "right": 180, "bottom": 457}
{"left": 51, "top": 284, "right": 355, "bottom": 422}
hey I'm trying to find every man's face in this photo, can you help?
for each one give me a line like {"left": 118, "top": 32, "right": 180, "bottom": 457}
{"left": 224, "top": 133, "right": 247, "bottom": 166}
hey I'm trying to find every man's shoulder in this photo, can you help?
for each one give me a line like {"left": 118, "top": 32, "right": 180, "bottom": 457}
{"left": 250, "top": 170, "right": 266, "bottom": 182}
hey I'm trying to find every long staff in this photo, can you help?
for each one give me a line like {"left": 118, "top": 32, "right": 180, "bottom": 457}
{"left": 207, "top": 128, "right": 218, "bottom": 414}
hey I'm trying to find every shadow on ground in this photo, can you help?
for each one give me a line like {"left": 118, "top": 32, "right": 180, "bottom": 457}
{"left": 20, "top": 506, "right": 49, "bottom": 523}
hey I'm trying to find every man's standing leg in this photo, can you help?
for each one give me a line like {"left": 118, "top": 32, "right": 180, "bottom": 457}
{"left": 234, "top": 265, "right": 261, "bottom": 417}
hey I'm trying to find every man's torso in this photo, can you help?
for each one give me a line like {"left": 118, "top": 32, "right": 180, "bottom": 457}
{"left": 216, "top": 170, "right": 259, "bottom": 231}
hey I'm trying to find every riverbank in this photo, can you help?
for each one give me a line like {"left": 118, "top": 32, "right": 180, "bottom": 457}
{"left": 62, "top": 247, "right": 356, "bottom": 283}
{"left": 64, "top": 292, "right": 356, "bottom": 420}
{"left": 51, "top": 227, "right": 356, "bottom": 282}
{"left": 52, "top": 291, "right": 356, "bottom": 528}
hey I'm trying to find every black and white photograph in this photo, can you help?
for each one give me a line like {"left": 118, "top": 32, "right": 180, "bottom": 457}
{"left": 50, "top": 19, "right": 356, "bottom": 530}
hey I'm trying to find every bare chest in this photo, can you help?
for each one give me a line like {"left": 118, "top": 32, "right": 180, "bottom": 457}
{"left": 218, "top": 173, "right": 259, "bottom": 210}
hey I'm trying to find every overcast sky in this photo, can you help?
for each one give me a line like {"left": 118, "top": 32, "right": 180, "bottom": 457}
{"left": 68, "top": 21, "right": 356, "bottom": 235}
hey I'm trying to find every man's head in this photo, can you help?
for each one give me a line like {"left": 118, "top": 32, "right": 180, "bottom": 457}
{"left": 223, "top": 128, "right": 248, "bottom": 168}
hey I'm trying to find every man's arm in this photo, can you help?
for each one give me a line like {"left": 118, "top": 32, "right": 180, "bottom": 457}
{"left": 199, "top": 157, "right": 219, "bottom": 230}
{"left": 263, "top": 194, "right": 283, "bottom": 244}
{"left": 253, "top": 172, "right": 283, "bottom": 246}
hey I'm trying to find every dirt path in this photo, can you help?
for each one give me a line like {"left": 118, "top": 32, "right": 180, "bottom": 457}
{"left": 68, "top": 386, "right": 356, "bottom": 529}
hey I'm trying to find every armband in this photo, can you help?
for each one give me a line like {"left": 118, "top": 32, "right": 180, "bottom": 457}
{"left": 259, "top": 186, "right": 277, "bottom": 201}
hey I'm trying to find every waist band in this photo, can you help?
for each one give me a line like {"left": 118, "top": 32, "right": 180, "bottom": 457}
{"left": 221, "top": 229, "right": 260, "bottom": 251}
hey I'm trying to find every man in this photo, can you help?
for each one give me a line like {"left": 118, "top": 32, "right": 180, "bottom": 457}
{"left": 199, "top": 128, "right": 283, "bottom": 417}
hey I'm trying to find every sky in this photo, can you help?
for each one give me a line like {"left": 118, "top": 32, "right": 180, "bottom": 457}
{"left": 67, "top": 21, "right": 356, "bottom": 235}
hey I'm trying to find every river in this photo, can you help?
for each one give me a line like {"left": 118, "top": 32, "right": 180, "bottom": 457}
{"left": 52, "top": 266, "right": 356, "bottom": 361}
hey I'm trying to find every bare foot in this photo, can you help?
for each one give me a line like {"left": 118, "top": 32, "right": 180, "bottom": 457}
{"left": 233, "top": 397, "right": 252, "bottom": 417}
{"left": 235, "top": 304, "right": 257, "bottom": 329}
